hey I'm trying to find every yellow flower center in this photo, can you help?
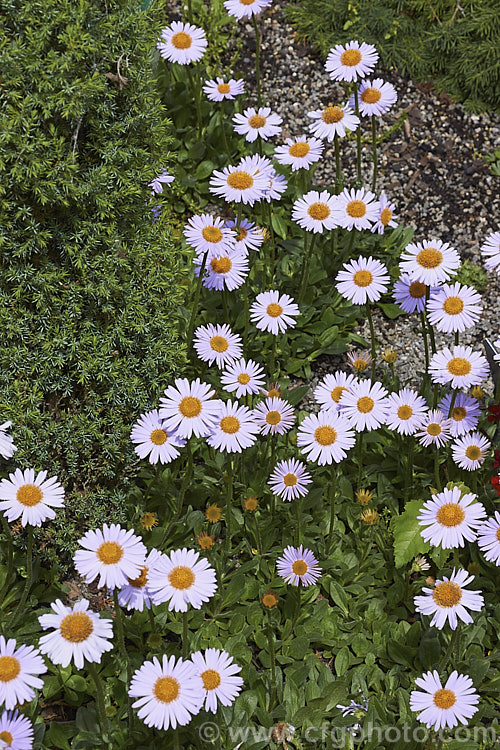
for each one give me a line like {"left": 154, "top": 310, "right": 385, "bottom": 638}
{"left": 210, "top": 335, "right": 228, "bottom": 353}
{"left": 179, "top": 396, "right": 202, "bottom": 418}
{"left": 97, "top": 541, "right": 123, "bottom": 565}
{"left": 128, "top": 566, "right": 149, "bottom": 589}
{"left": 353, "top": 269, "right": 373, "bottom": 287}
{"left": 427, "top": 423, "right": 442, "bottom": 436}
{"left": 289, "top": 141, "right": 310, "bottom": 158}
{"left": 452, "top": 406, "right": 466, "bottom": 421}
{"left": 361, "top": 87, "right": 382, "bottom": 104}
{"left": 433, "top": 688, "right": 456, "bottom": 710}
{"left": 361, "top": 509, "right": 379, "bottom": 524}
{"left": 314, "top": 426, "right": 337, "bottom": 446}
{"left": 0, "top": 656, "right": 21, "bottom": 683}
{"left": 206, "top": 504, "right": 222, "bottom": 522}
{"left": 340, "top": 48, "right": 362, "bottom": 66}
{"left": 198, "top": 534, "right": 214, "bottom": 550}
{"left": 283, "top": 473, "right": 298, "bottom": 487}
{"left": 236, "top": 227, "right": 248, "bottom": 241}
{"left": 60, "top": 612, "right": 94, "bottom": 643}
{"left": 352, "top": 358, "right": 368, "bottom": 371}
{"left": 397, "top": 405, "right": 413, "bottom": 420}
{"left": 248, "top": 114, "right": 266, "bottom": 129}
{"left": 141, "top": 512, "right": 158, "bottom": 531}
{"left": 307, "top": 202, "right": 330, "bottom": 221}
{"left": 465, "top": 445, "right": 481, "bottom": 461}
{"left": 380, "top": 208, "right": 392, "bottom": 226}
{"left": 416, "top": 247, "right": 443, "bottom": 269}
{"left": 262, "top": 592, "right": 278, "bottom": 608}
{"left": 443, "top": 296, "right": 464, "bottom": 315}
{"left": 447, "top": 357, "right": 471, "bottom": 376}
{"left": 331, "top": 385, "right": 347, "bottom": 402}
{"left": 0, "top": 731, "right": 13, "bottom": 745}
{"left": 237, "top": 372, "right": 251, "bottom": 385}
{"left": 171, "top": 31, "right": 192, "bottom": 49}
{"left": 432, "top": 581, "right": 462, "bottom": 608}
{"left": 16, "top": 484, "right": 43, "bottom": 507}
{"left": 202, "top": 226, "right": 223, "bottom": 244}
{"left": 346, "top": 200, "right": 367, "bottom": 218}
{"left": 357, "top": 396, "right": 374, "bottom": 413}
{"left": 409, "top": 281, "right": 426, "bottom": 298}
{"left": 321, "top": 106, "right": 344, "bottom": 124}
{"left": 266, "top": 303, "right": 283, "bottom": 318}
{"left": 168, "top": 565, "right": 195, "bottom": 590}
{"left": 201, "top": 669, "right": 221, "bottom": 691}
{"left": 292, "top": 560, "right": 308, "bottom": 576}
{"left": 267, "top": 388, "right": 281, "bottom": 398}
{"left": 496, "top": 527, "right": 500, "bottom": 542}
{"left": 210, "top": 256, "right": 232, "bottom": 274}
{"left": 227, "top": 170, "right": 254, "bottom": 190}
{"left": 154, "top": 676, "right": 180, "bottom": 704}
{"left": 217, "top": 83, "right": 231, "bottom": 94}
{"left": 436, "top": 502, "right": 465, "bottom": 527}
{"left": 220, "top": 416, "right": 240, "bottom": 434}
{"left": 240, "top": 0, "right": 256, "bottom": 5}
{"left": 150, "top": 428, "right": 167, "bottom": 445}
{"left": 265, "top": 410, "right": 282, "bottom": 425}
{"left": 244, "top": 496, "right": 258, "bottom": 511}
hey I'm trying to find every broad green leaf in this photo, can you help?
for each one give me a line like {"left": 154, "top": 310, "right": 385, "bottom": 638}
{"left": 392, "top": 499, "right": 430, "bottom": 568}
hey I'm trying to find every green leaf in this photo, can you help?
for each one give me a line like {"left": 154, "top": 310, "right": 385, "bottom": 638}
{"left": 392, "top": 499, "right": 430, "bottom": 568}
{"left": 195, "top": 160, "right": 215, "bottom": 180}
{"left": 271, "top": 211, "right": 288, "bottom": 240}
{"left": 334, "top": 646, "right": 350, "bottom": 676}
{"left": 377, "top": 302, "right": 405, "bottom": 319}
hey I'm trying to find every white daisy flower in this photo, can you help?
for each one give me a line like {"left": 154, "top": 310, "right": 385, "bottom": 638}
{"left": 427, "top": 282, "right": 482, "bottom": 333}
{"left": 220, "top": 358, "right": 266, "bottom": 398}
{"left": 292, "top": 189, "right": 338, "bottom": 233}
{"left": 307, "top": 104, "right": 359, "bottom": 141}
{"left": 157, "top": 22, "right": 207, "bottom": 65}
{"left": 347, "top": 78, "right": 397, "bottom": 117}
{"left": 347, "top": 350, "right": 372, "bottom": 374}
{"left": 268, "top": 459, "right": 312, "bottom": 501}
{"left": 183, "top": 214, "right": 236, "bottom": 256}
{"left": 0, "top": 710, "right": 33, "bottom": 750}
{"left": 195, "top": 248, "right": 249, "bottom": 292}
{"left": 193, "top": 323, "right": 243, "bottom": 368}
{"left": 399, "top": 239, "right": 461, "bottom": 285}
{"left": 480, "top": 231, "right": 500, "bottom": 273}
{"left": 477, "top": 511, "right": 500, "bottom": 565}
{"left": 429, "top": 345, "right": 490, "bottom": 390}
{"left": 414, "top": 568, "right": 483, "bottom": 630}
{"left": 250, "top": 290, "right": 299, "bottom": 335}
{"left": 415, "top": 409, "right": 452, "bottom": 448}
{"left": 371, "top": 192, "right": 398, "bottom": 234}
{"left": 385, "top": 388, "right": 429, "bottom": 435}
{"left": 274, "top": 135, "right": 324, "bottom": 171}
{"left": 209, "top": 162, "right": 268, "bottom": 205}
{"left": 129, "top": 655, "right": 204, "bottom": 730}
{"left": 38, "top": 598, "right": 113, "bottom": 669}
{"left": 117, "top": 549, "right": 162, "bottom": 612}
{"left": 392, "top": 274, "right": 437, "bottom": 314}
{"left": 0, "top": 637, "right": 46, "bottom": 710}
{"left": 224, "top": 0, "right": 272, "bottom": 19}
{"left": 339, "top": 380, "right": 390, "bottom": 432}
{"left": 149, "top": 170, "right": 174, "bottom": 195}
{"left": 410, "top": 670, "right": 479, "bottom": 731}
{"left": 130, "top": 410, "right": 186, "bottom": 465}
{"left": 0, "top": 468, "right": 64, "bottom": 527}
{"left": 262, "top": 169, "right": 287, "bottom": 202}
{"left": 437, "top": 393, "right": 480, "bottom": 436}
{"left": 0, "top": 421, "right": 16, "bottom": 460}
{"left": 276, "top": 545, "right": 320, "bottom": 586}
{"left": 147, "top": 548, "right": 217, "bottom": 611}
{"left": 325, "top": 41, "right": 379, "bottom": 83}
{"left": 207, "top": 400, "right": 259, "bottom": 453}
{"left": 336, "top": 255, "right": 390, "bottom": 304}
{"left": 159, "top": 378, "right": 221, "bottom": 439}
{"left": 313, "top": 371, "right": 358, "bottom": 411}
{"left": 239, "top": 153, "right": 275, "bottom": 178}
{"left": 451, "top": 431, "right": 490, "bottom": 471}
{"left": 297, "top": 409, "right": 356, "bottom": 465}
{"left": 190, "top": 649, "right": 243, "bottom": 713}
{"left": 225, "top": 218, "right": 264, "bottom": 253}
{"left": 418, "top": 486, "right": 486, "bottom": 549}
{"left": 253, "top": 397, "right": 295, "bottom": 436}
{"left": 73, "top": 523, "right": 147, "bottom": 590}
{"left": 202, "top": 77, "right": 245, "bottom": 101}
{"left": 232, "top": 107, "right": 282, "bottom": 142}
{"left": 332, "top": 188, "right": 379, "bottom": 231}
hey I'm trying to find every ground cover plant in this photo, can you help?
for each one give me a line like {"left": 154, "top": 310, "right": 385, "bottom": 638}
{"left": 0, "top": 1, "right": 499, "bottom": 748}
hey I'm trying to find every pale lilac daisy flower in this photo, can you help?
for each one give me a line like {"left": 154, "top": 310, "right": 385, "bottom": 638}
{"left": 224, "top": 0, "right": 272, "bottom": 20}
{"left": 415, "top": 409, "right": 452, "bottom": 448}
{"left": 418, "top": 486, "right": 486, "bottom": 548}
{"left": 195, "top": 248, "right": 249, "bottom": 292}
{"left": 307, "top": 104, "right": 359, "bottom": 141}
{"left": 157, "top": 22, "right": 207, "bottom": 65}
{"left": 0, "top": 710, "right": 33, "bottom": 750}
{"left": 209, "top": 162, "right": 268, "bottom": 205}
{"left": 410, "top": 671, "right": 479, "bottom": 730}
{"left": 202, "top": 77, "right": 245, "bottom": 101}
{"left": 480, "top": 231, "right": 500, "bottom": 273}
{"left": 292, "top": 189, "right": 338, "bottom": 233}
{"left": 232, "top": 107, "right": 282, "bottom": 142}
{"left": 129, "top": 655, "right": 204, "bottom": 730}
{"left": 274, "top": 135, "right": 324, "bottom": 171}
{"left": 451, "top": 432, "right": 490, "bottom": 471}
{"left": 190, "top": 649, "right": 243, "bottom": 713}
{"left": 399, "top": 239, "right": 461, "bottom": 286}
{"left": 193, "top": 323, "right": 243, "bottom": 368}
{"left": 268, "top": 459, "right": 312, "bottom": 501}
{"left": 225, "top": 218, "right": 264, "bottom": 253}
{"left": 74, "top": 524, "right": 147, "bottom": 590}
{"left": 333, "top": 188, "right": 379, "bottom": 231}
{"left": 262, "top": 169, "right": 288, "bottom": 202}
{"left": 147, "top": 548, "right": 217, "bottom": 611}
{"left": 220, "top": 358, "right": 266, "bottom": 398}
{"left": 371, "top": 192, "right": 398, "bottom": 234}
{"left": 149, "top": 170, "right": 174, "bottom": 195}
{"left": 0, "top": 421, "right": 16, "bottom": 460}
{"left": 429, "top": 345, "right": 489, "bottom": 390}
{"left": 385, "top": 388, "right": 428, "bottom": 435}
{"left": 477, "top": 511, "right": 500, "bottom": 565}
{"left": 130, "top": 410, "right": 186, "bottom": 465}
{"left": 0, "top": 469, "right": 64, "bottom": 527}
{"left": 339, "top": 380, "right": 390, "bottom": 432}
{"left": 276, "top": 545, "right": 320, "bottom": 586}
{"left": 253, "top": 397, "right": 295, "bottom": 436}
{"left": 117, "top": 549, "right": 162, "bottom": 612}
{"left": 348, "top": 78, "right": 397, "bottom": 117}
{"left": 393, "top": 274, "right": 437, "bottom": 314}
{"left": 313, "top": 371, "right": 358, "bottom": 411}
{"left": 38, "top": 598, "right": 113, "bottom": 669}
{"left": 347, "top": 350, "right": 372, "bottom": 374}
{"left": 0, "top": 637, "right": 46, "bottom": 710}
{"left": 438, "top": 393, "right": 480, "bottom": 436}
{"left": 183, "top": 214, "right": 236, "bottom": 256}
{"left": 336, "top": 255, "right": 390, "bottom": 304}
{"left": 325, "top": 41, "right": 379, "bottom": 83}
{"left": 297, "top": 409, "right": 355, "bottom": 465}
{"left": 427, "top": 282, "right": 482, "bottom": 333}
{"left": 250, "top": 290, "right": 299, "bottom": 335}
{"left": 159, "top": 378, "right": 221, "bottom": 439}
{"left": 414, "top": 569, "right": 483, "bottom": 630}
{"left": 239, "top": 153, "right": 275, "bottom": 178}
{"left": 207, "top": 400, "right": 259, "bottom": 453}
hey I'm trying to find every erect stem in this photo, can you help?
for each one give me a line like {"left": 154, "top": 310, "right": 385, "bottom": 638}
{"left": 267, "top": 620, "right": 277, "bottom": 710}
{"left": 419, "top": 311, "right": 430, "bottom": 374}
{"left": 294, "top": 498, "right": 302, "bottom": 546}
{"left": 326, "top": 470, "right": 337, "bottom": 554}
{"left": 447, "top": 388, "right": 458, "bottom": 418}
{"left": 112, "top": 589, "right": 133, "bottom": 729}
{"left": 186, "top": 65, "right": 202, "bottom": 136}
{"left": 252, "top": 15, "right": 262, "bottom": 108}
{"left": 253, "top": 512, "right": 263, "bottom": 554}
{"left": 434, "top": 449, "right": 441, "bottom": 491}
{"left": 87, "top": 661, "right": 111, "bottom": 745}
{"left": 225, "top": 455, "right": 234, "bottom": 556}
{"left": 0, "top": 516, "right": 14, "bottom": 606}
{"left": 160, "top": 442, "right": 193, "bottom": 546}
{"left": 425, "top": 287, "right": 437, "bottom": 354}
{"left": 220, "top": 106, "right": 229, "bottom": 156}
{"left": 371, "top": 115, "right": 378, "bottom": 191}
{"left": 298, "top": 233, "right": 316, "bottom": 304}
{"left": 266, "top": 201, "right": 276, "bottom": 284}
{"left": 270, "top": 335, "right": 277, "bottom": 383}
{"left": 334, "top": 133, "right": 342, "bottom": 193}
{"left": 186, "top": 251, "right": 208, "bottom": 347}
{"left": 182, "top": 611, "right": 189, "bottom": 659}
{"left": 366, "top": 304, "right": 377, "bottom": 380}
{"left": 438, "top": 626, "right": 460, "bottom": 671}
{"left": 10, "top": 526, "right": 33, "bottom": 628}
{"left": 353, "top": 84, "right": 362, "bottom": 183}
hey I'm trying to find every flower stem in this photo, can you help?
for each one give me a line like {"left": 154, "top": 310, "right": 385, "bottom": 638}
{"left": 326, "top": 470, "right": 337, "bottom": 554}
{"left": 253, "top": 512, "right": 263, "bottom": 554}
{"left": 225, "top": 456, "right": 234, "bottom": 556}
{"left": 252, "top": 15, "right": 262, "bottom": 107}
{"left": 270, "top": 336, "right": 277, "bottom": 383}
{"left": 182, "top": 611, "right": 189, "bottom": 659}
{"left": 87, "top": 661, "right": 111, "bottom": 744}
{"left": 10, "top": 526, "right": 33, "bottom": 627}
{"left": 419, "top": 311, "right": 430, "bottom": 374}
{"left": 438, "top": 626, "right": 460, "bottom": 672}
{"left": 434, "top": 450, "right": 441, "bottom": 491}
{"left": 334, "top": 133, "right": 342, "bottom": 193}
{"left": 353, "top": 84, "right": 362, "bottom": 183}
{"left": 425, "top": 288, "right": 437, "bottom": 354}
{"left": 0, "top": 516, "right": 14, "bottom": 606}
{"left": 186, "top": 251, "right": 208, "bottom": 346}
{"left": 267, "top": 620, "right": 277, "bottom": 710}
{"left": 366, "top": 304, "right": 377, "bottom": 380}
{"left": 295, "top": 498, "right": 302, "bottom": 546}
{"left": 266, "top": 202, "right": 276, "bottom": 283}
{"left": 186, "top": 65, "right": 202, "bottom": 136}
{"left": 112, "top": 589, "right": 133, "bottom": 729}
{"left": 298, "top": 233, "right": 316, "bottom": 304}
{"left": 220, "top": 106, "right": 229, "bottom": 156}
{"left": 371, "top": 115, "right": 378, "bottom": 191}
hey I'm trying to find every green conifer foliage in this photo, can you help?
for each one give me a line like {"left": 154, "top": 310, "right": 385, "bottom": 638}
{"left": 0, "top": 0, "right": 184, "bottom": 554}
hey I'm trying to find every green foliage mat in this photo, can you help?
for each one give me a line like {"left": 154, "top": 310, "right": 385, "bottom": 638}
{"left": 285, "top": 0, "right": 500, "bottom": 113}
